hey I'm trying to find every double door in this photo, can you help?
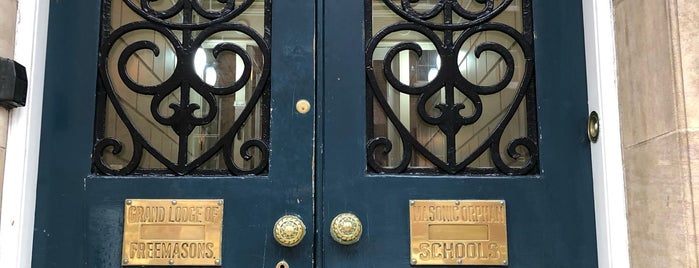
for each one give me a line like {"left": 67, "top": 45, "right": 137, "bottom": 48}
{"left": 33, "top": 0, "right": 597, "bottom": 267}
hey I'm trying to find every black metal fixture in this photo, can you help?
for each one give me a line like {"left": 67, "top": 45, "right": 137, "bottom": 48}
{"left": 366, "top": 0, "right": 539, "bottom": 175}
{"left": 93, "top": 0, "right": 271, "bottom": 176}
{"left": 0, "top": 57, "right": 28, "bottom": 109}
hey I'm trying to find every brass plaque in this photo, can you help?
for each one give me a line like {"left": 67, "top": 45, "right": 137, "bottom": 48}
{"left": 409, "top": 200, "right": 508, "bottom": 266}
{"left": 121, "top": 199, "right": 223, "bottom": 266}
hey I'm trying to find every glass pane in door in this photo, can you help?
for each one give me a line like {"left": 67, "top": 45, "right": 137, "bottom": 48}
{"left": 95, "top": 0, "right": 270, "bottom": 175}
{"left": 367, "top": 0, "right": 538, "bottom": 175}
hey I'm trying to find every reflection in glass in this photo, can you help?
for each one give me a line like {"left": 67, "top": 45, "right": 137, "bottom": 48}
{"left": 95, "top": 0, "right": 269, "bottom": 175}
{"left": 367, "top": 0, "right": 538, "bottom": 175}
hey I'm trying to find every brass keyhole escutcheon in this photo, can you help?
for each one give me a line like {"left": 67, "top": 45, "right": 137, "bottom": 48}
{"left": 296, "top": 99, "right": 311, "bottom": 114}
{"left": 588, "top": 111, "right": 600, "bottom": 143}
{"left": 273, "top": 215, "right": 306, "bottom": 247}
{"left": 330, "top": 213, "right": 362, "bottom": 245}
{"left": 276, "top": 260, "right": 290, "bottom": 268}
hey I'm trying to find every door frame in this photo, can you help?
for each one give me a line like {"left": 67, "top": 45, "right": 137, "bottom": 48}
{"left": 0, "top": 0, "right": 629, "bottom": 267}
{"left": 581, "top": 1, "right": 630, "bottom": 267}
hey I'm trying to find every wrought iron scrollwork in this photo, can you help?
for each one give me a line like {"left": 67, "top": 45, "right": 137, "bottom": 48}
{"left": 366, "top": 0, "right": 539, "bottom": 175}
{"left": 93, "top": 0, "right": 270, "bottom": 175}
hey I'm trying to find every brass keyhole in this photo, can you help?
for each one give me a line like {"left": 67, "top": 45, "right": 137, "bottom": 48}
{"left": 276, "top": 260, "right": 289, "bottom": 268}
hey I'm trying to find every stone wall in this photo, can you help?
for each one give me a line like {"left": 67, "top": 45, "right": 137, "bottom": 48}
{"left": 0, "top": 0, "right": 17, "bottom": 215}
{"left": 614, "top": 0, "right": 699, "bottom": 266}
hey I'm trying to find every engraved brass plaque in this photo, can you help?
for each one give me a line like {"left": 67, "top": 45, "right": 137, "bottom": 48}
{"left": 409, "top": 200, "right": 508, "bottom": 266}
{"left": 121, "top": 199, "right": 223, "bottom": 266}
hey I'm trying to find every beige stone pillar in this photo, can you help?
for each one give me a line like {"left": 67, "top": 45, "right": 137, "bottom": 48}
{"left": 614, "top": 0, "right": 699, "bottom": 266}
{"left": 0, "top": 0, "right": 17, "bottom": 215}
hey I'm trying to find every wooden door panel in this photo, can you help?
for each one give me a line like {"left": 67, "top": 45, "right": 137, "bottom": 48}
{"left": 33, "top": 1, "right": 316, "bottom": 267}
{"left": 319, "top": 0, "right": 597, "bottom": 267}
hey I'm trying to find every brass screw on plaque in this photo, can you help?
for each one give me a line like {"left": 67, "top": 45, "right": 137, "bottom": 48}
{"left": 503, "top": 259, "right": 509, "bottom": 265}
{"left": 410, "top": 258, "right": 417, "bottom": 265}
{"left": 168, "top": 259, "right": 174, "bottom": 265}
{"left": 122, "top": 259, "right": 129, "bottom": 264}
{"left": 455, "top": 200, "right": 460, "bottom": 205}
{"left": 215, "top": 259, "right": 221, "bottom": 265}
{"left": 125, "top": 200, "right": 132, "bottom": 205}
{"left": 171, "top": 200, "right": 177, "bottom": 205}
{"left": 457, "top": 259, "right": 463, "bottom": 264}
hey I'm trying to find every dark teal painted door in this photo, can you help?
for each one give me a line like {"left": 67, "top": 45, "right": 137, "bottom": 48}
{"left": 34, "top": 1, "right": 315, "bottom": 267}
{"left": 319, "top": 0, "right": 597, "bottom": 267}
{"left": 34, "top": 0, "right": 596, "bottom": 268}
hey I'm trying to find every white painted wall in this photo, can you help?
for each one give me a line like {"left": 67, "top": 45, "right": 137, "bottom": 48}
{"left": 0, "top": 0, "right": 49, "bottom": 267}
{"left": 0, "top": 0, "right": 629, "bottom": 267}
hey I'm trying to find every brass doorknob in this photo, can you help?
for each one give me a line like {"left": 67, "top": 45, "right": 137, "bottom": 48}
{"left": 273, "top": 215, "right": 306, "bottom": 247}
{"left": 330, "top": 213, "right": 362, "bottom": 245}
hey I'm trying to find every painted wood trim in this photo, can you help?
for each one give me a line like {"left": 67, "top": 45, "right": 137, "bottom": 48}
{"left": 582, "top": 0, "right": 631, "bottom": 267}
{"left": 0, "top": 0, "right": 50, "bottom": 267}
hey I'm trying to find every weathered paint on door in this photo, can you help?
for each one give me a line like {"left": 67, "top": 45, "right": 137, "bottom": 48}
{"left": 33, "top": 0, "right": 596, "bottom": 267}
{"left": 33, "top": 1, "right": 315, "bottom": 267}
{"left": 318, "top": 0, "right": 597, "bottom": 267}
